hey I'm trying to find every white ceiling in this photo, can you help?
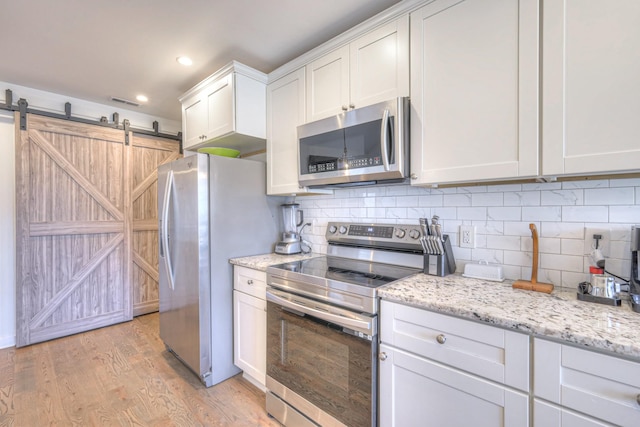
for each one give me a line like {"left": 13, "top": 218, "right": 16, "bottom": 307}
{"left": 0, "top": 0, "right": 401, "bottom": 122}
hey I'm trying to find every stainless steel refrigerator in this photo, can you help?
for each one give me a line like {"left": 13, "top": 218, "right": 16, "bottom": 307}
{"left": 158, "top": 153, "right": 280, "bottom": 387}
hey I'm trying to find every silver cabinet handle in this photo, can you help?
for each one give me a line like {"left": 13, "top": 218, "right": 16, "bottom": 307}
{"left": 436, "top": 334, "right": 446, "bottom": 344}
{"left": 349, "top": 103, "right": 355, "bottom": 109}
{"left": 637, "top": 394, "right": 640, "bottom": 406}
{"left": 247, "top": 279, "right": 254, "bottom": 285}
{"left": 341, "top": 105, "right": 348, "bottom": 111}
{"left": 379, "top": 352, "right": 388, "bottom": 361}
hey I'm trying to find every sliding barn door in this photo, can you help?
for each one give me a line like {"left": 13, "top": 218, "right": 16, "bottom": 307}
{"left": 15, "top": 114, "right": 131, "bottom": 347}
{"left": 130, "top": 133, "right": 181, "bottom": 316}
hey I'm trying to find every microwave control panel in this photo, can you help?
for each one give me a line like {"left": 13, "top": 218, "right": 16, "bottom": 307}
{"left": 307, "top": 155, "right": 381, "bottom": 173}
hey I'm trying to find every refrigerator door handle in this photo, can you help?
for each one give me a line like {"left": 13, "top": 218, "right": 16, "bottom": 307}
{"left": 161, "top": 169, "right": 175, "bottom": 290}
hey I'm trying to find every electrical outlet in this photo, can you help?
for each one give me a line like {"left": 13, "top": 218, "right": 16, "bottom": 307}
{"left": 460, "top": 225, "right": 476, "bottom": 248}
{"left": 583, "top": 227, "right": 610, "bottom": 258}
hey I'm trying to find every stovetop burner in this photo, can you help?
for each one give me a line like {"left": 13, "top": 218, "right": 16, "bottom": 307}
{"left": 268, "top": 255, "right": 421, "bottom": 290}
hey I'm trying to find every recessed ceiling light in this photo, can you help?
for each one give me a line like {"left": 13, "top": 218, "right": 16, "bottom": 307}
{"left": 136, "top": 94, "right": 149, "bottom": 103}
{"left": 177, "top": 56, "right": 193, "bottom": 66}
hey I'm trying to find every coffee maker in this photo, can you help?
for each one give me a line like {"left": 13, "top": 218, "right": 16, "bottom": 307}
{"left": 629, "top": 226, "right": 640, "bottom": 312}
{"left": 275, "top": 203, "right": 304, "bottom": 255}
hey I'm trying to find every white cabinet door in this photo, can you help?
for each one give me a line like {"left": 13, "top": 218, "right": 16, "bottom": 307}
{"left": 410, "top": 0, "right": 539, "bottom": 186}
{"left": 204, "top": 73, "right": 234, "bottom": 141}
{"left": 379, "top": 344, "right": 529, "bottom": 427}
{"left": 306, "top": 45, "right": 350, "bottom": 122}
{"left": 534, "top": 338, "right": 640, "bottom": 427}
{"left": 349, "top": 17, "right": 409, "bottom": 110}
{"left": 182, "top": 92, "right": 207, "bottom": 149}
{"left": 267, "top": 69, "right": 331, "bottom": 196}
{"left": 233, "top": 290, "right": 266, "bottom": 388}
{"left": 306, "top": 15, "right": 409, "bottom": 123}
{"left": 542, "top": 0, "right": 640, "bottom": 176}
{"left": 534, "top": 399, "right": 612, "bottom": 427}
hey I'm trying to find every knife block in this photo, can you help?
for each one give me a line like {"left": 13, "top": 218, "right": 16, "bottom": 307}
{"left": 423, "top": 235, "right": 456, "bottom": 276}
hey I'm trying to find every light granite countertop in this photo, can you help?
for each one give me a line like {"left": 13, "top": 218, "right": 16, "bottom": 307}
{"left": 379, "top": 273, "right": 640, "bottom": 360}
{"left": 229, "top": 252, "right": 322, "bottom": 272}
{"left": 230, "top": 254, "right": 640, "bottom": 360}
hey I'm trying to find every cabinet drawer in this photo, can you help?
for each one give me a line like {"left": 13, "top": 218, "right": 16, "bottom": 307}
{"left": 233, "top": 266, "right": 267, "bottom": 300}
{"left": 380, "top": 300, "right": 529, "bottom": 391}
{"left": 534, "top": 338, "right": 640, "bottom": 427}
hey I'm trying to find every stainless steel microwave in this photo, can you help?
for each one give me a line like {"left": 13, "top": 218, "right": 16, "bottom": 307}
{"left": 297, "top": 97, "right": 409, "bottom": 187}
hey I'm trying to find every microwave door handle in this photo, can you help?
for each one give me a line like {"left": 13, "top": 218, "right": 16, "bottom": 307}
{"left": 161, "top": 169, "right": 175, "bottom": 291}
{"left": 380, "top": 108, "right": 391, "bottom": 171}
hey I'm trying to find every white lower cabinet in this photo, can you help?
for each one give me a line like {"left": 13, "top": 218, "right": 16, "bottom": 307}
{"left": 233, "top": 266, "right": 267, "bottom": 389}
{"left": 379, "top": 300, "right": 530, "bottom": 426}
{"left": 533, "top": 338, "right": 640, "bottom": 427}
{"left": 379, "top": 344, "right": 529, "bottom": 427}
{"left": 534, "top": 399, "right": 612, "bottom": 427}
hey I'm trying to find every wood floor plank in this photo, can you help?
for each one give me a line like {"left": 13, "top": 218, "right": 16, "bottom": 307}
{"left": 0, "top": 313, "right": 281, "bottom": 426}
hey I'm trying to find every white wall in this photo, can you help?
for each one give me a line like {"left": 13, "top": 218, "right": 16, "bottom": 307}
{"left": 297, "top": 179, "right": 640, "bottom": 289}
{"left": 0, "top": 82, "right": 181, "bottom": 349}
{"left": 0, "top": 112, "right": 15, "bottom": 348}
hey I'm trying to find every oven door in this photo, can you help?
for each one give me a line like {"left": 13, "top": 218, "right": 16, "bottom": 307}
{"left": 266, "top": 288, "right": 377, "bottom": 427}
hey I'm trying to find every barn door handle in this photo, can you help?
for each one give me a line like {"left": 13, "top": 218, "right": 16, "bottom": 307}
{"left": 161, "top": 170, "right": 175, "bottom": 290}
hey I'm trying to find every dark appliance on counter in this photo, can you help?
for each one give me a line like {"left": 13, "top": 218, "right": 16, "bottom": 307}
{"left": 630, "top": 225, "right": 640, "bottom": 312}
{"left": 297, "top": 97, "right": 410, "bottom": 187}
{"left": 265, "top": 222, "right": 424, "bottom": 427}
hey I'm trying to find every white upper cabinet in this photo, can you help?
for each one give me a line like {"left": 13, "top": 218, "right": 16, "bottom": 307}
{"left": 410, "top": 0, "right": 539, "bottom": 186}
{"left": 266, "top": 69, "right": 331, "bottom": 196}
{"left": 542, "top": 0, "right": 640, "bottom": 177}
{"left": 180, "top": 61, "right": 267, "bottom": 153}
{"left": 306, "top": 16, "right": 409, "bottom": 122}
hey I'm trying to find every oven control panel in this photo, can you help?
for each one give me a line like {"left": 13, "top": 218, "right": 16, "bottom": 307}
{"left": 326, "top": 222, "right": 423, "bottom": 251}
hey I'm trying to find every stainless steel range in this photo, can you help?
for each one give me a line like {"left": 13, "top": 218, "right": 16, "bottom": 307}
{"left": 265, "top": 222, "right": 424, "bottom": 427}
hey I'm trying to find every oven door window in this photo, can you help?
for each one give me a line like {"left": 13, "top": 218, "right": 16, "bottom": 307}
{"left": 267, "top": 301, "right": 375, "bottom": 427}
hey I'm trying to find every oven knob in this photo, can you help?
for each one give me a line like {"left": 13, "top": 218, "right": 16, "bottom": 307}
{"left": 328, "top": 225, "right": 337, "bottom": 234}
{"left": 339, "top": 225, "right": 348, "bottom": 234}
{"left": 409, "top": 229, "right": 421, "bottom": 240}
{"left": 395, "top": 228, "right": 406, "bottom": 239}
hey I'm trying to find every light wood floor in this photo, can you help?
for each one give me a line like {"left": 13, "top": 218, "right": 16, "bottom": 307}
{"left": 0, "top": 313, "right": 281, "bottom": 426}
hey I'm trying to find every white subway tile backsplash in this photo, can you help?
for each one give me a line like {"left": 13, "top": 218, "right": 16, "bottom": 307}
{"left": 396, "top": 195, "right": 419, "bottom": 207}
{"left": 541, "top": 222, "right": 585, "bottom": 239}
{"left": 296, "top": 178, "right": 638, "bottom": 288}
{"left": 584, "top": 188, "right": 634, "bottom": 205}
{"left": 457, "top": 207, "right": 488, "bottom": 220}
{"left": 486, "top": 235, "right": 521, "bottom": 251}
{"left": 472, "top": 192, "right": 504, "bottom": 206}
{"left": 562, "top": 179, "right": 609, "bottom": 189}
{"left": 443, "top": 193, "right": 472, "bottom": 207}
{"left": 541, "top": 189, "right": 583, "bottom": 206}
{"left": 522, "top": 206, "right": 562, "bottom": 222}
{"left": 418, "top": 194, "right": 444, "bottom": 207}
{"left": 562, "top": 206, "right": 608, "bottom": 222}
{"left": 609, "top": 206, "right": 640, "bottom": 223}
{"left": 504, "top": 191, "right": 541, "bottom": 206}
{"left": 561, "top": 239, "right": 585, "bottom": 256}
{"left": 541, "top": 253, "right": 583, "bottom": 272}
{"left": 610, "top": 178, "right": 640, "bottom": 187}
{"left": 487, "top": 207, "right": 521, "bottom": 221}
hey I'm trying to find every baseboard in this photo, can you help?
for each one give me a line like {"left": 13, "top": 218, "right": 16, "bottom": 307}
{"left": 0, "top": 334, "right": 16, "bottom": 349}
